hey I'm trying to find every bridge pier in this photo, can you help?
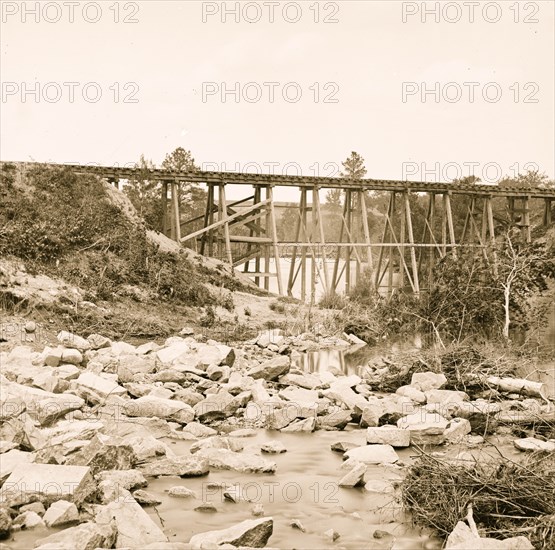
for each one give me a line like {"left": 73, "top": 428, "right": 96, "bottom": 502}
{"left": 12, "top": 161, "right": 553, "bottom": 303}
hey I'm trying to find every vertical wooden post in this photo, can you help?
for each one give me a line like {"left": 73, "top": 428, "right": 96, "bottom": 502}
{"left": 523, "top": 196, "right": 531, "bottom": 243}
{"left": 332, "top": 190, "right": 349, "bottom": 293}
{"left": 254, "top": 186, "right": 261, "bottom": 288}
{"left": 172, "top": 182, "right": 181, "bottom": 242}
{"left": 544, "top": 199, "right": 552, "bottom": 226}
{"left": 268, "top": 186, "right": 283, "bottom": 296}
{"left": 208, "top": 185, "right": 215, "bottom": 257}
{"left": 387, "top": 193, "right": 396, "bottom": 297}
{"left": 444, "top": 192, "right": 456, "bottom": 258}
{"left": 313, "top": 186, "right": 329, "bottom": 295}
{"left": 486, "top": 195, "right": 498, "bottom": 276}
{"left": 310, "top": 186, "right": 317, "bottom": 303}
{"left": 375, "top": 192, "right": 393, "bottom": 291}
{"left": 161, "top": 181, "right": 169, "bottom": 237}
{"left": 301, "top": 188, "right": 308, "bottom": 301}
{"left": 428, "top": 193, "right": 436, "bottom": 289}
{"left": 264, "top": 186, "right": 270, "bottom": 291}
{"left": 218, "top": 183, "right": 233, "bottom": 265}
{"left": 404, "top": 192, "right": 419, "bottom": 297}
{"left": 441, "top": 194, "right": 448, "bottom": 256}
{"left": 345, "top": 189, "right": 353, "bottom": 294}
{"left": 399, "top": 192, "right": 406, "bottom": 289}
{"left": 287, "top": 190, "right": 302, "bottom": 297}
{"left": 360, "top": 191, "right": 374, "bottom": 282}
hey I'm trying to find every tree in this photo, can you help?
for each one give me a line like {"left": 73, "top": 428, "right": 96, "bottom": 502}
{"left": 124, "top": 155, "right": 161, "bottom": 229}
{"left": 340, "top": 151, "right": 367, "bottom": 180}
{"left": 496, "top": 233, "right": 555, "bottom": 340}
{"left": 161, "top": 148, "right": 206, "bottom": 230}
{"left": 453, "top": 175, "right": 481, "bottom": 185}
{"left": 499, "top": 169, "right": 552, "bottom": 188}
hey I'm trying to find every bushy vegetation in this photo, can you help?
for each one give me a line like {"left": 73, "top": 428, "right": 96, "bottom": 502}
{"left": 0, "top": 163, "right": 245, "bottom": 309}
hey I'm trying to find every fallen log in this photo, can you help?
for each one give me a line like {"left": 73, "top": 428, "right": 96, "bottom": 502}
{"left": 485, "top": 376, "right": 550, "bottom": 400}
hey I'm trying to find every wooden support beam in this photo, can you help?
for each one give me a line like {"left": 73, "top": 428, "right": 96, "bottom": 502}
{"left": 268, "top": 186, "right": 283, "bottom": 296}
{"left": 218, "top": 184, "right": 233, "bottom": 265}
{"left": 444, "top": 192, "right": 457, "bottom": 259}
{"left": 263, "top": 187, "right": 271, "bottom": 291}
{"left": 486, "top": 196, "right": 498, "bottom": 276}
{"left": 404, "top": 192, "right": 419, "bottom": 296}
{"left": 171, "top": 182, "right": 181, "bottom": 242}
{"left": 161, "top": 181, "right": 169, "bottom": 236}
{"left": 544, "top": 199, "right": 552, "bottom": 226}
{"left": 287, "top": 192, "right": 303, "bottom": 297}
{"left": 181, "top": 199, "right": 270, "bottom": 242}
{"left": 332, "top": 192, "right": 349, "bottom": 293}
{"left": 375, "top": 192, "right": 393, "bottom": 290}
{"left": 301, "top": 189, "right": 308, "bottom": 301}
{"left": 254, "top": 187, "right": 261, "bottom": 287}
{"left": 313, "top": 187, "right": 330, "bottom": 295}
{"left": 345, "top": 190, "right": 353, "bottom": 294}
{"left": 360, "top": 191, "right": 374, "bottom": 285}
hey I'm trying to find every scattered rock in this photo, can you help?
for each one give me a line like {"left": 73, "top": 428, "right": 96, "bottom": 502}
{"left": 0, "top": 463, "right": 94, "bottom": 507}
{"left": 338, "top": 462, "right": 367, "bottom": 487}
{"left": 139, "top": 456, "right": 209, "bottom": 477}
{"left": 324, "top": 528, "right": 340, "bottom": 541}
{"left": 261, "top": 441, "right": 287, "bottom": 454}
{"left": 290, "top": 519, "right": 306, "bottom": 532}
{"left": 514, "top": 437, "right": 555, "bottom": 452}
{"left": 343, "top": 444, "right": 399, "bottom": 464}
{"left": 34, "top": 521, "right": 116, "bottom": 550}
{"left": 366, "top": 425, "right": 411, "bottom": 447}
{"left": 168, "top": 486, "right": 197, "bottom": 499}
{"left": 195, "top": 448, "right": 277, "bottom": 473}
{"left": 133, "top": 489, "right": 162, "bottom": 506}
{"left": 411, "top": 372, "right": 447, "bottom": 392}
{"left": 247, "top": 356, "right": 290, "bottom": 381}
{"left": 43, "top": 500, "right": 79, "bottom": 527}
{"left": 194, "top": 502, "right": 218, "bottom": 513}
{"left": 188, "top": 517, "right": 274, "bottom": 549}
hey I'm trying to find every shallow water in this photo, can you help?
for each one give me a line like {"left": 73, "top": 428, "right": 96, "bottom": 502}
{"left": 143, "top": 429, "right": 436, "bottom": 549}
{"left": 7, "top": 429, "right": 437, "bottom": 550}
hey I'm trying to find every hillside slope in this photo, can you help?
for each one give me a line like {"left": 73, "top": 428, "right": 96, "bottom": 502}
{"left": 0, "top": 163, "right": 286, "bottom": 341}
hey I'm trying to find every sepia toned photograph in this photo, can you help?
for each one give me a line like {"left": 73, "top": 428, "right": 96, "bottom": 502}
{"left": 0, "top": 1, "right": 554, "bottom": 549}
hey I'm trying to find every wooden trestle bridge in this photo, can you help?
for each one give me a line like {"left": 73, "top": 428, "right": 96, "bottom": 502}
{"left": 8, "top": 162, "right": 555, "bottom": 302}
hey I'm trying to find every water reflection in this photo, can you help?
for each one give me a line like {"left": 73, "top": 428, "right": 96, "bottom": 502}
{"left": 293, "top": 335, "right": 423, "bottom": 376}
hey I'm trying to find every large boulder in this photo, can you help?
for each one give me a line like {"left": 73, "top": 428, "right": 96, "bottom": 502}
{"left": 247, "top": 356, "right": 290, "bottom": 381}
{"left": 195, "top": 448, "right": 277, "bottom": 473}
{"left": 411, "top": 372, "right": 447, "bottom": 392}
{"left": 124, "top": 395, "right": 194, "bottom": 424}
{"left": 34, "top": 521, "right": 116, "bottom": 550}
{"left": 188, "top": 517, "right": 274, "bottom": 549}
{"left": 102, "top": 490, "right": 169, "bottom": 547}
{"left": 65, "top": 434, "right": 136, "bottom": 474}
{"left": 343, "top": 444, "right": 399, "bottom": 464}
{"left": 139, "top": 455, "right": 209, "bottom": 477}
{"left": 0, "top": 463, "right": 94, "bottom": 507}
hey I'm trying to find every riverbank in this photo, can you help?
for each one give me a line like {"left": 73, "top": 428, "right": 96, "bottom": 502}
{"left": 0, "top": 325, "right": 552, "bottom": 550}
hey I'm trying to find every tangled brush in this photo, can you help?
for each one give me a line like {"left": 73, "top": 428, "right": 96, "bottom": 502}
{"left": 401, "top": 450, "right": 555, "bottom": 549}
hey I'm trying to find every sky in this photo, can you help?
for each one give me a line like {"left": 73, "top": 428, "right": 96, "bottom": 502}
{"left": 1, "top": 0, "right": 554, "bottom": 201}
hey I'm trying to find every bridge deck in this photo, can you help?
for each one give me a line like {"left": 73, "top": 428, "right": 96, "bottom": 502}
{"left": 4, "top": 161, "right": 555, "bottom": 198}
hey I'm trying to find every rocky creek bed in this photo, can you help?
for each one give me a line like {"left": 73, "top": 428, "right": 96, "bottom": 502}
{"left": 0, "top": 326, "right": 553, "bottom": 549}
